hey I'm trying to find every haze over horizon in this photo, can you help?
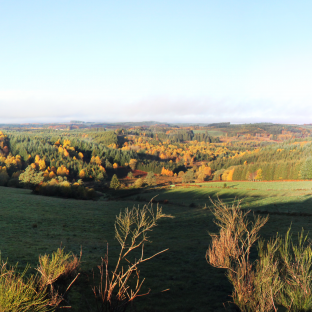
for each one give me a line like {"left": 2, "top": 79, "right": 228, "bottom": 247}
{"left": 1, "top": 1, "right": 312, "bottom": 124}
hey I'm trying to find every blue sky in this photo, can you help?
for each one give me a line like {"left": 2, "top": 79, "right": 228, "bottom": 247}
{"left": 1, "top": 0, "right": 312, "bottom": 124}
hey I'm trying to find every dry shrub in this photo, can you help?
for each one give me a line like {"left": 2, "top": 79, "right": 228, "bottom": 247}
{"left": 92, "top": 202, "right": 173, "bottom": 312}
{"left": 206, "top": 198, "right": 281, "bottom": 312}
{"left": 36, "top": 247, "right": 81, "bottom": 307}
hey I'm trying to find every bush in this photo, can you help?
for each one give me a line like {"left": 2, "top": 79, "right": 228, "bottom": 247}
{"left": 34, "top": 182, "right": 97, "bottom": 200}
{"left": 277, "top": 228, "right": 312, "bottom": 311}
{"left": 37, "top": 248, "right": 80, "bottom": 306}
{"left": 7, "top": 177, "right": 20, "bottom": 188}
{"left": 0, "top": 262, "right": 49, "bottom": 312}
{"left": 134, "top": 178, "right": 144, "bottom": 188}
{"left": 206, "top": 199, "right": 280, "bottom": 312}
{"left": 206, "top": 198, "right": 312, "bottom": 312}
{"left": 0, "top": 172, "right": 9, "bottom": 186}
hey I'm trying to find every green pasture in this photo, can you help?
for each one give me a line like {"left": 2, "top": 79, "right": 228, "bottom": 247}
{"left": 1, "top": 182, "right": 312, "bottom": 311}
{"left": 136, "top": 181, "right": 312, "bottom": 214}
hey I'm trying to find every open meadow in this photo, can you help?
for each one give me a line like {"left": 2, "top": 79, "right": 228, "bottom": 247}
{"left": 1, "top": 181, "right": 312, "bottom": 311}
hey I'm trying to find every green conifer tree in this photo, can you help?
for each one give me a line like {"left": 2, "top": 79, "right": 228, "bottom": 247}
{"left": 110, "top": 174, "right": 120, "bottom": 189}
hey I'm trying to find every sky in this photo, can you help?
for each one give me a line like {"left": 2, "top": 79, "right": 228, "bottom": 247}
{"left": 1, "top": 0, "right": 312, "bottom": 124}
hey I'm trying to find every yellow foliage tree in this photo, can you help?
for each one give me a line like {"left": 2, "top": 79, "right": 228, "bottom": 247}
{"left": 203, "top": 166, "right": 212, "bottom": 176}
{"left": 49, "top": 171, "right": 56, "bottom": 179}
{"left": 35, "top": 155, "right": 41, "bottom": 164}
{"left": 63, "top": 139, "right": 70, "bottom": 147}
{"left": 56, "top": 165, "right": 69, "bottom": 176}
{"left": 255, "top": 169, "right": 263, "bottom": 181}
{"left": 39, "top": 159, "right": 46, "bottom": 171}
{"left": 79, "top": 169, "right": 86, "bottom": 179}
{"left": 227, "top": 168, "right": 235, "bottom": 181}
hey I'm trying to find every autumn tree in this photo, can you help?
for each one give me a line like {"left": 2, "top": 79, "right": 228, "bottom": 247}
{"left": 129, "top": 159, "right": 137, "bottom": 171}
{"left": 57, "top": 165, "right": 69, "bottom": 176}
{"left": 161, "top": 167, "right": 174, "bottom": 177}
{"left": 255, "top": 168, "right": 263, "bottom": 181}
{"left": 19, "top": 165, "right": 44, "bottom": 189}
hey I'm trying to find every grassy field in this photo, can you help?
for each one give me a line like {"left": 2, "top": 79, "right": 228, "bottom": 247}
{"left": 1, "top": 182, "right": 312, "bottom": 311}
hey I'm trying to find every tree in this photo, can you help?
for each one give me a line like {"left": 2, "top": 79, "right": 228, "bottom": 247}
{"left": 178, "top": 171, "right": 185, "bottom": 178}
{"left": 110, "top": 174, "right": 120, "bottom": 190}
{"left": 161, "top": 167, "right": 174, "bottom": 177}
{"left": 145, "top": 171, "right": 156, "bottom": 186}
{"left": 79, "top": 169, "right": 86, "bottom": 179}
{"left": 0, "top": 167, "right": 9, "bottom": 186}
{"left": 301, "top": 157, "right": 312, "bottom": 179}
{"left": 255, "top": 168, "right": 263, "bottom": 181}
{"left": 19, "top": 165, "right": 44, "bottom": 189}
{"left": 134, "top": 178, "right": 144, "bottom": 188}
{"left": 197, "top": 171, "right": 207, "bottom": 182}
{"left": 182, "top": 169, "right": 194, "bottom": 183}
{"left": 57, "top": 165, "right": 69, "bottom": 176}
{"left": 105, "top": 159, "right": 113, "bottom": 169}
{"left": 129, "top": 159, "right": 137, "bottom": 171}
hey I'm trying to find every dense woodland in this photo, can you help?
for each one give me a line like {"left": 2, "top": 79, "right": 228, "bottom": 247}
{"left": 0, "top": 122, "right": 311, "bottom": 199}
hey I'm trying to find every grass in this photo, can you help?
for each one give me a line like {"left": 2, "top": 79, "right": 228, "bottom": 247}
{"left": 1, "top": 182, "right": 312, "bottom": 311}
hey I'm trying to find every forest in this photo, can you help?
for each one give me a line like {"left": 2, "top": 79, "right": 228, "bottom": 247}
{"left": 0, "top": 122, "right": 310, "bottom": 200}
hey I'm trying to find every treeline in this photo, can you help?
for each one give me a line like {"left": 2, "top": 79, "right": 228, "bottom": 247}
{"left": 232, "top": 160, "right": 303, "bottom": 181}
{"left": 210, "top": 141, "right": 312, "bottom": 171}
{"left": 156, "top": 130, "right": 220, "bottom": 143}
{"left": 213, "top": 156, "right": 312, "bottom": 181}
{"left": 136, "top": 159, "right": 185, "bottom": 174}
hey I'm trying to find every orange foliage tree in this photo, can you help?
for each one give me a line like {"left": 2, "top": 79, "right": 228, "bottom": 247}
{"left": 161, "top": 167, "right": 174, "bottom": 177}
